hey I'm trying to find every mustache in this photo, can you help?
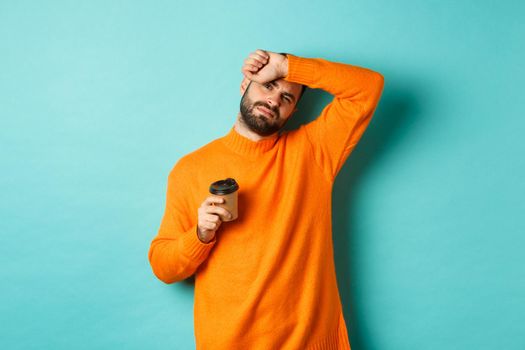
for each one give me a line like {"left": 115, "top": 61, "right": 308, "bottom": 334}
{"left": 253, "top": 102, "right": 279, "bottom": 118}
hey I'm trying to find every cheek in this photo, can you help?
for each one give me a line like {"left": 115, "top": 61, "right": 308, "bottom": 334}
{"left": 281, "top": 105, "right": 294, "bottom": 116}
{"left": 250, "top": 89, "right": 265, "bottom": 100}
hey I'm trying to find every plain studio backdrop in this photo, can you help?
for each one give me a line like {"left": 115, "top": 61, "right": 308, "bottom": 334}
{"left": 1, "top": 1, "right": 523, "bottom": 349}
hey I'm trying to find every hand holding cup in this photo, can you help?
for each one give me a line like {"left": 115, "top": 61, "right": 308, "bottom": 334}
{"left": 197, "top": 196, "right": 233, "bottom": 243}
{"left": 197, "top": 178, "right": 239, "bottom": 243}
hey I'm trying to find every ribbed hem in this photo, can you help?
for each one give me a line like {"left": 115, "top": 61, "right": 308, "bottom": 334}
{"left": 307, "top": 312, "right": 351, "bottom": 350}
{"left": 179, "top": 224, "right": 216, "bottom": 263}
{"left": 220, "top": 126, "right": 279, "bottom": 157}
{"left": 284, "top": 54, "right": 320, "bottom": 87}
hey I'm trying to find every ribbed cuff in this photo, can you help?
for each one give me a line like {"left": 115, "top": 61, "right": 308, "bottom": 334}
{"left": 284, "top": 54, "right": 319, "bottom": 87}
{"left": 179, "top": 224, "right": 216, "bottom": 263}
{"left": 307, "top": 312, "right": 351, "bottom": 349}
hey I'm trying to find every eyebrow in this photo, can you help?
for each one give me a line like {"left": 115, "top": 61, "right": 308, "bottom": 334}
{"left": 269, "top": 80, "right": 296, "bottom": 103}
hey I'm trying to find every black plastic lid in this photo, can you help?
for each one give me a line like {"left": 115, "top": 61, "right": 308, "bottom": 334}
{"left": 209, "top": 178, "right": 239, "bottom": 195}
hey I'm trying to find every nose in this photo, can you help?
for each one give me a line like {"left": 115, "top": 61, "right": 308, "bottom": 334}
{"left": 266, "top": 92, "right": 281, "bottom": 108}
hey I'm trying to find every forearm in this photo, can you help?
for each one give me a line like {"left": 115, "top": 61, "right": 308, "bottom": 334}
{"left": 281, "top": 54, "right": 385, "bottom": 180}
{"left": 148, "top": 165, "right": 216, "bottom": 284}
{"left": 148, "top": 223, "right": 216, "bottom": 284}
{"left": 283, "top": 54, "right": 384, "bottom": 114}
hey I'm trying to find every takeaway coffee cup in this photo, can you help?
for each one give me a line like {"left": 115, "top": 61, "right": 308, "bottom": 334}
{"left": 209, "top": 178, "right": 239, "bottom": 222}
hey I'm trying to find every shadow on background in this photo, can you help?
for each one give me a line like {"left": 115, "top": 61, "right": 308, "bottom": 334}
{"left": 332, "top": 87, "right": 418, "bottom": 350}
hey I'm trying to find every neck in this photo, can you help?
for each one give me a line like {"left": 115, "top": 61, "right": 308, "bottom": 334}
{"left": 234, "top": 112, "right": 278, "bottom": 142}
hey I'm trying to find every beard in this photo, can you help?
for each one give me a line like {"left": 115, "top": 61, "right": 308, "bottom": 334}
{"left": 239, "top": 92, "right": 286, "bottom": 137}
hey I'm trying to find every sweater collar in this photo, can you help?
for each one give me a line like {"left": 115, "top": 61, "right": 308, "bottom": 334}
{"left": 221, "top": 125, "right": 280, "bottom": 157}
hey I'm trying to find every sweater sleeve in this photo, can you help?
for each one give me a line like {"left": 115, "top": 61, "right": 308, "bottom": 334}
{"left": 284, "top": 54, "right": 385, "bottom": 181}
{"left": 148, "top": 160, "right": 216, "bottom": 284}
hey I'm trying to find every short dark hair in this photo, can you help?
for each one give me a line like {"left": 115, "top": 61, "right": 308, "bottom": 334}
{"left": 297, "top": 84, "right": 307, "bottom": 102}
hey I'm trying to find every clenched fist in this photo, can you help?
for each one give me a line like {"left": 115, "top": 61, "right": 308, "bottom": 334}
{"left": 197, "top": 195, "right": 233, "bottom": 243}
{"left": 241, "top": 49, "right": 289, "bottom": 85}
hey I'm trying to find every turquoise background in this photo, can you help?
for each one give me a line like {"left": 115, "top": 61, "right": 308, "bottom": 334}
{"left": 1, "top": 1, "right": 523, "bottom": 349}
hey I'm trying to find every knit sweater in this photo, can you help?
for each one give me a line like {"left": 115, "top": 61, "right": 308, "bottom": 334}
{"left": 148, "top": 54, "right": 384, "bottom": 350}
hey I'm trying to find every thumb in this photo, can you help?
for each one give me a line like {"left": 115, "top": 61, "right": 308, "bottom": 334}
{"left": 243, "top": 70, "right": 254, "bottom": 81}
{"left": 241, "top": 76, "right": 250, "bottom": 88}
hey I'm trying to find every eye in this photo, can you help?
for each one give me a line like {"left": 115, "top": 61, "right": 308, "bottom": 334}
{"left": 264, "top": 83, "right": 272, "bottom": 89}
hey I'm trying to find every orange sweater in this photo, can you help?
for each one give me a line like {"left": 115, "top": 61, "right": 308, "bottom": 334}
{"left": 148, "top": 54, "right": 384, "bottom": 349}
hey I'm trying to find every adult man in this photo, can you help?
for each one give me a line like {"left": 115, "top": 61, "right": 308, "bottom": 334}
{"left": 148, "top": 49, "right": 384, "bottom": 349}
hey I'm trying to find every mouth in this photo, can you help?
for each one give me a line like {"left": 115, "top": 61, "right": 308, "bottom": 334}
{"left": 257, "top": 106, "right": 274, "bottom": 118}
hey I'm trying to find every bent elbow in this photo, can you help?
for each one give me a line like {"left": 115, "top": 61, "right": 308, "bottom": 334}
{"left": 148, "top": 245, "right": 193, "bottom": 284}
{"left": 148, "top": 246, "right": 177, "bottom": 284}
{"left": 365, "top": 72, "right": 385, "bottom": 114}
{"left": 151, "top": 265, "right": 178, "bottom": 284}
{"left": 374, "top": 71, "right": 385, "bottom": 92}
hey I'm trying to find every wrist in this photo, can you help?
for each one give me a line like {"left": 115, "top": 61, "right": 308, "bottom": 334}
{"left": 196, "top": 226, "right": 214, "bottom": 244}
{"left": 278, "top": 52, "right": 289, "bottom": 78}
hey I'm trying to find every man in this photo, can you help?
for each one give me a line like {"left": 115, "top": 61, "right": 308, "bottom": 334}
{"left": 148, "top": 49, "right": 384, "bottom": 349}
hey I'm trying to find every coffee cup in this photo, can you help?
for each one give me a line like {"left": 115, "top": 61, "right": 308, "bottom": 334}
{"left": 209, "top": 178, "right": 239, "bottom": 222}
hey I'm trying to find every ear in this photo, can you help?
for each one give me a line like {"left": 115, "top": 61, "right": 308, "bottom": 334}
{"left": 240, "top": 77, "right": 251, "bottom": 96}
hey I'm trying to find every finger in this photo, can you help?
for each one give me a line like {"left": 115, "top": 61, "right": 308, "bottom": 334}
{"left": 240, "top": 78, "right": 250, "bottom": 94}
{"left": 241, "top": 77, "right": 250, "bottom": 87}
{"left": 204, "top": 196, "right": 224, "bottom": 206}
{"left": 242, "top": 70, "right": 254, "bottom": 80}
{"left": 204, "top": 213, "right": 221, "bottom": 223}
{"left": 242, "top": 63, "right": 259, "bottom": 72}
{"left": 205, "top": 206, "right": 223, "bottom": 218}
{"left": 203, "top": 221, "right": 218, "bottom": 231}
{"left": 205, "top": 217, "right": 222, "bottom": 227}
{"left": 246, "top": 57, "right": 264, "bottom": 68}
{"left": 252, "top": 54, "right": 268, "bottom": 65}
{"left": 242, "top": 65, "right": 259, "bottom": 75}
{"left": 254, "top": 49, "right": 269, "bottom": 61}
{"left": 241, "top": 69, "right": 254, "bottom": 80}
{"left": 244, "top": 55, "right": 265, "bottom": 67}
{"left": 207, "top": 206, "right": 232, "bottom": 220}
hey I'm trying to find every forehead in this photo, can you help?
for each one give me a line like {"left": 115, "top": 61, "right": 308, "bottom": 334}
{"left": 272, "top": 78, "right": 302, "bottom": 96}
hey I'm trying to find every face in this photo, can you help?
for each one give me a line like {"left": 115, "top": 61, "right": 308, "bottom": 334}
{"left": 239, "top": 79, "right": 303, "bottom": 137}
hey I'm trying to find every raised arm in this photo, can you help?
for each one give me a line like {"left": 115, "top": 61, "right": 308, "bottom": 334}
{"left": 240, "top": 49, "right": 384, "bottom": 180}
{"left": 283, "top": 53, "right": 385, "bottom": 181}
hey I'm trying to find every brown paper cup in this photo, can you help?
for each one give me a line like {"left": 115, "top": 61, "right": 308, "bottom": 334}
{"left": 209, "top": 178, "right": 239, "bottom": 222}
